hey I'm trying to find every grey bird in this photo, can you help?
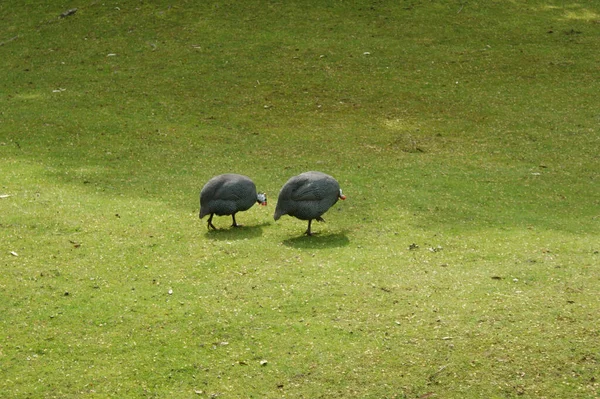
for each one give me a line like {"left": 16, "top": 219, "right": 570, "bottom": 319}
{"left": 199, "top": 174, "right": 267, "bottom": 230}
{"left": 274, "top": 171, "right": 346, "bottom": 236}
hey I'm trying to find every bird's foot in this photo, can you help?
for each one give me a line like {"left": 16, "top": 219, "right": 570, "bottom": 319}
{"left": 304, "top": 225, "right": 318, "bottom": 236}
{"left": 206, "top": 214, "right": 217, "bottom": 230}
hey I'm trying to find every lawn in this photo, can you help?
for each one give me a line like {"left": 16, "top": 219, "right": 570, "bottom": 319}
{"left": 1, "top": 1, "right": 599, "bottom": 398}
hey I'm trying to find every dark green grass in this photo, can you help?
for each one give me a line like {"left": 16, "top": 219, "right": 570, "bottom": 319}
{"left": 1, "top": 1, "right": 599, "bottom": 398}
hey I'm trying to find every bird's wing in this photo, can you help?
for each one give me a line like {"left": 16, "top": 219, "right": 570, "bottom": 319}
{"left": 212, "top": 183, "right": 244, "bottom": 201}
{"left": 205, "top": 175, "right": 252, "bottom": 200}
{"left": 290, "top": 180, "right": 323, "bottom": 201}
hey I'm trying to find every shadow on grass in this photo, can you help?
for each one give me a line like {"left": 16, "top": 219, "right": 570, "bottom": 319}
{"left": 204, "top": 222, "right": 270, "bottom": 241}
{"left": 282, "top": 231, "right": 350, "bottom": 249}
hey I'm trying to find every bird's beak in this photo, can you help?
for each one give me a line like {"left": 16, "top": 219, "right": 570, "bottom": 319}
{"left": 340, "top": 194, "right": 346, "bottom": 200}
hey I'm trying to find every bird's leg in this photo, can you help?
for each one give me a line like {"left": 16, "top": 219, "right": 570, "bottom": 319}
{"left": 305, "top": 219, "right": 313, "bottom": 236}
{"left": 231, "top": 213, "right": 242, "bottom": 227}
{"left": 207, "top": 214, "right": 217, "bottom": 230}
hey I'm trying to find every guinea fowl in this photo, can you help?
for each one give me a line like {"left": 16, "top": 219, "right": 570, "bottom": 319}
{"left": 274, "top": 171, "right": 346, "bottom": 236}
{"left": 199, "top": 174, "right": 267, "bottom": 230}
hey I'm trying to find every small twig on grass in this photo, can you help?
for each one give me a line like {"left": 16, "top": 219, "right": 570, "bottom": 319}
{"left": 60, "top": 8, "right": 78, "bottom": 18}
{"left": 0, "top": 35, "right": 19, "bottom": 46}
{"left": 457, "top": 1, "right": 467, "bottom": 13}
{"left": 428, "top": 364, "right": 450, "bottom": 382}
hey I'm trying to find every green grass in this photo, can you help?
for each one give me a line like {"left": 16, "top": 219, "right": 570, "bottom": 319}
{"left": 1, "top": 1, "right": 599, "bottom": 398}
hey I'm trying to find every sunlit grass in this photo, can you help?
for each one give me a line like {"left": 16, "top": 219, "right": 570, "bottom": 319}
{"left": 1, "top": 1, "right": 599, "bottom": 398}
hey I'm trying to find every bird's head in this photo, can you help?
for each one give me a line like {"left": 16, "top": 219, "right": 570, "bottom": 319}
{"left": 338, "top": 189, "right": 346, "bottom": 200}
{"left": 257, "top": 192, "right": 267, "bottom": 206}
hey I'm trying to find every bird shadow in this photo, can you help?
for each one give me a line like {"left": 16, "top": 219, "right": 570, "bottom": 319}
{"left": 282, "top": 231, "right": 350, "bottom": 249}
{"left": 204, "top": 222, "right": 269, "bottom": 241}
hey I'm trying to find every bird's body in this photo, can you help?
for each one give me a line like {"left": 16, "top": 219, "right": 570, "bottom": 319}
{"left": 274, "top": 171, "right": 346, "bottom": 235}
{"left": 199, "top": 174, "right": 266, "bottom": 229}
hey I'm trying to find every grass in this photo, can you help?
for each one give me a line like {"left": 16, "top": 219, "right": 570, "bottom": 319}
{"left": 1, "top": 1, "right": 599, "bottom": 398}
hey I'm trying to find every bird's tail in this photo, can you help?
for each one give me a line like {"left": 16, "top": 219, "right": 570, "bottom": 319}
{"left": 273, "top": 209, "right": 284, "bottom": 221}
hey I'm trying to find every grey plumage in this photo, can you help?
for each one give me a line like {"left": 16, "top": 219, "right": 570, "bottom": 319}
{"left": 199, "top": 174, "right": 267, "bottom": 229}
{"left": 274, "top": 171, "right": 346, "bottom": 235}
